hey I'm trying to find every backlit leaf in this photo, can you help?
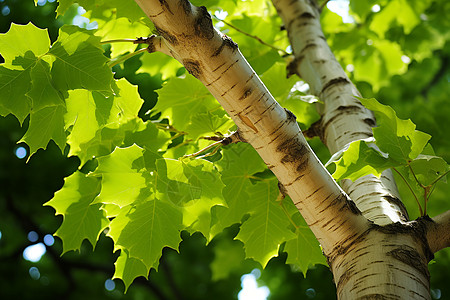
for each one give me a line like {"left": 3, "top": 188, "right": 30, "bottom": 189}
{"left": 108, "top": 198, "right": 183, "bottom": 272}
{"left": 236, "top": 180, "right": 296, "bottom": 267}
{"left": 45, "top": 171, "right": 108, "bottom": 253}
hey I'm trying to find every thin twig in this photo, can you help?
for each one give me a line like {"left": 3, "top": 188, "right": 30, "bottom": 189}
{"left": 429, "top": 169, "right": 450, "bottom": 187}
{"left": 101, "top": 38, "right": 137, "bottom": 44}
{"left": 392, "top": 167, "right": 423, "bottom": 216}
{"left": 213, "top": 15, "right": 290, "bottom": 56}
{"left": 409, "top": 165, "right": 425, "bottom": 188}
{"left": 108, "top": 48, "right": 148, "bottom": 67}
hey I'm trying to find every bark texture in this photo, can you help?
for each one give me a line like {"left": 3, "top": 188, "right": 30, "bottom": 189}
{"left": 134, "top": 0, "right": 368, "bottom": 253}
{"left": 132, "top": 0, "right": 447, "bottom": 299}
{"left": 272, "top": 0, "right": 408, "bottom": 226}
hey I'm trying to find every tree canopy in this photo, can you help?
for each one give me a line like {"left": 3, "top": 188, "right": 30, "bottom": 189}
{"left": 0, "top": 0, "right": 448, "bottom": 299}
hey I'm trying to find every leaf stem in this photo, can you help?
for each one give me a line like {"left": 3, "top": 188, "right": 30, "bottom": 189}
{"left": 108, "top": 48, "right": 148, "bottom": 68}
{"left": 101, "top": 39, "right": 137, "bottom": 44}
{"left": 183, "top": 140, "right": 223, "bottom": 159}
{"left": 392, "top": 167, "right": 423, "bottom": 216}
{"left": 428, "top": 169, "right": 450, "bottom": 187}
{"left": 408, "top": 165, "right": 425, "bottom": 188}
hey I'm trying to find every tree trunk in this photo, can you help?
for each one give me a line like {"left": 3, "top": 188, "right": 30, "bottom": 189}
{"left": 133, "top": 0, "right": 449, "bottom": 299}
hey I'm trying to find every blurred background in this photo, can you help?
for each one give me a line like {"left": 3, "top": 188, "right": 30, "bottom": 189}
{"left": 0, "top": 0, "right": 448, "bottom": 299}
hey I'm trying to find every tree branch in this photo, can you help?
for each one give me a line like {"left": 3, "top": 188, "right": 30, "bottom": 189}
{"left": 271, "top": 0, "right": 408, "bottom": 225}
{"left": 426, "top": 210, "right": 450, "bottom": 253}
{"left": 133, "top": 0, "right": 370, "bottom": 252}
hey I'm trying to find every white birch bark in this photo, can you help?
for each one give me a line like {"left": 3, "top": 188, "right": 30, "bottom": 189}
{"left": 132, "top": 0, "right": 449, "bottom": 299}
{"left": 272, "top": 0, "right": 408, "bottom": 226}
{"left": 134, "top": 0, "right": 368, "bottom": 254}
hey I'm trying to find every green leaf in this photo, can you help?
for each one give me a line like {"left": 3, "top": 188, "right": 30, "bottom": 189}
{"left": 359, "top": 97, "right": 431, "bottom": 162}
{"left": 185, "top": 112, "right": 234, "bottom": 139}
{"left": 171, "top": 159, "right": 226, "bottom": 240}
{"left": 49, "top": 26, "right": 113, "bottom": 95}
{"left": 20, "top": 105, "right": 67, "bottom": 156}
{"left": 370, "top": 0, "right": 423, "bottom": 37}
{"left": 236, "top": 180, "right": 296, "bottom": 267}
{"left": 95, "top": 18, "right": 150, "bottom": 57}
{"left": 329, "top": 138, "right": 398, "bottom": 181}
{"left": 108, "top": 198, "right": 183, "bottom": 272}
{"left": 123, "top": 121, "right": 171, "bottom": 154}
{"left": 280, "top": 90, "right": 321, "bottom": 129}
{"left": 109, "top": 0, "right": 148, "bottom": 22}
{"left": 64, "top": 89, "right": 99, "bottom": 155}
{"left": 0, "top": 23, "right": 50, "bottom": 66}
{"left": 155, "top": 158, "right": 225, "bottom": 238}
{"left": 0, "top": 65, "right": 32, "bottom": 123}
{"left": 280, "top": 195, "right": 326, "bottom": 275}
{"left": 138, "top": 52, "right": 183, "bottom": 80}
{"left": 45, "top": 171, "right": 108, "bottom": 253}
{"left": 211, "top": 143, "right": 267, "bottom": 236}
{"left": 91, "top": 144, "right": 147, "bottom": 208}
{"left": 260, "top": 62, "right": 297, "bottom": 100}
{"left": 154, "top": 74, "right": 221, "bottom": 131}
{"left": 410, "top": 154, "right": 449, "bottom": 186}
{"left": 28, "top": 59, "right": 65, "bottom": 110}
{"left": 64, "top": 79, "right": 144, "bottom": 160}
{"left": 113, "top": 250, "right": 149, "bottom": 292}
{"left": 285, "top": 227, "right": 327, "bottom": 276}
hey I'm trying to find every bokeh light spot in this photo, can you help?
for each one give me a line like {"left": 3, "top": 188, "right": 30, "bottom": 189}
{"left": 28, "top": 231, "right": 39, "bottom": 242}
{"left": 44, "top": 234, "right": 54, "bottom": 246}
{"left": 29, "top": 267, "right": 41, "bottom": 280}
{"left": 105, "top": 279, "right": 116, "bottom": 291}
{"left": 15, "top": 146, "right": 27, "bottom": 159}
{"left": 23, "top": 243, "right": 46, "bottom": 262}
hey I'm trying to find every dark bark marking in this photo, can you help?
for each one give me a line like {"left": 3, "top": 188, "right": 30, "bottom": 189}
{"left": 285, "top": 174, "right": 305, "bottom": 187}
{"left": 195, "top": 6, "right": 214, "bottom": 40}
{"left": 235, "top": 128, "right": 247, "bottom": 143}
{"left": 276, "top": 137, "right": 309, "bottom": 174}
{"left": 387, "top": 247, "right": 430, "bottom": 281}
{"left": 155, "top": 26, "right": 178, "bottom": 45}
{"left": 344, "top": 198, "right": 362, "bottom": 215}
{"left": 347, "top": 131, "right": 373, "bottom": 139}
{"left": 303, "top": 118, "right": 323, "bottom": 139}
{"left": 212, "top": 61, "right": 226, "bottom": 72}
{"left": 300, "top": 12, "right": 316, "bottom": 19}
{"left": 302, "top": 43, "right": 318, "bottom": 53}
{"left": 278, "top": 182, "right": 288, "bottom": 198}
{"left": 239, "top": 87, "right": 253, "bottom": 101}
{"left": 287, "top": 55, "right": 304, "bottom": 77}
{"left": 159, "top": 0, "right": 173, "bottom": 14}
{"left": 221, "top": 82, "right": 237, "bottom": 97}
{"left": 322, "top": 105, "right": 364, "bottom": 131}
{"left": 337, "top": 105, "right": 363, "bottom": 113}
{"left": 212, "top": 34, "right": 238, "bottom": 57}
{"left": 183, "top": 59, "right": 202, "bottom": 78}
{"left": 358, "top": 294, "right": 392, "bottom": 300}
{"left": 363, "top": 117, "right": 376, "bottom": 127}
{"left": 284, "top": 108, "right": 297, "bottom": 122}
{"left": 221, "top": 59, "right": 239, "bottom": 76}
{"left": 321, "top": 77, "right": 350, "bottom": 94}
{"left": 179, "top": 0, "right": 191, "bottom": 13}
{"left": 245, "top": 73, "right": 254, "bottom": 84}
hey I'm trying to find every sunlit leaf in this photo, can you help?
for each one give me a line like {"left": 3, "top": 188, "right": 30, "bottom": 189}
{"left": 45, "top": 171, "right": 108, "bottom": 253}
